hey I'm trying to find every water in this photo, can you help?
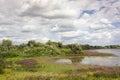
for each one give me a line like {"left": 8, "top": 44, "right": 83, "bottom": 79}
{"left": 81, "top": 49, "right": 120, "bottom": 66}
{"left": 55, "top": 49, "right": 120, "bottom": 66}
{"left": 55, "top": 59, "right": 72, "bottom": 64}
{"left": 93, "top": 49, "right": 120, "bottom": 56}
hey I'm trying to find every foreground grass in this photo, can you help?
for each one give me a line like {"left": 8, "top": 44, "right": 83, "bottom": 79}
{"left": 0, "top": 56, "right": 120, "bottom": 80}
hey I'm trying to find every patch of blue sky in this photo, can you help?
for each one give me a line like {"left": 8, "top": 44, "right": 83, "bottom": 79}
{"left": 112, "top": 22, "right": 120, "bottom": 27}
{"left": 78, "top": 10, "right": 96, "bottom": 18}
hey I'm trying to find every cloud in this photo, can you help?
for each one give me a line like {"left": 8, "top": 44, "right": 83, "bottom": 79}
{"left": 20, "top": 0, "right": 80, "bottom": 19}
{"left": 0, "top": 0, "right": 120, "bottom": 45}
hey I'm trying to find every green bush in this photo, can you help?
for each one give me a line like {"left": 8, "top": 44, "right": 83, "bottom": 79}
{"left": 0, "top": 57, "right": 5, "bottom": 74}
{"left": 66, "top": 44, "right": 83, "bottom": 54}
{"left": 0, "top": 51, "right": 19, "bottom": 58}
{"left": 61, "top": 48, "right": 73, "bottom": 55}
{"left": 0, "top": 39, "right": 85, "bottom": 57}
{"left": 22, "top": 45, "right": 61, "bottom": 57}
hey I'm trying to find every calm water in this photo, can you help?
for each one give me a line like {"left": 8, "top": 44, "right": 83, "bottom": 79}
{"left": 92, "top": 49, "right": 120, "bottom": 56}
{"left": 81, "top": 49, "right": 120, "bottom": 66}
{"left": 55, "top": 49, "right": 120, "bottom": 66}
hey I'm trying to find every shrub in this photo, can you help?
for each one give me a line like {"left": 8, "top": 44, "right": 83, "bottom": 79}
{"left": 0, "top": 57, "right": 5, "bottom": 74}
{"left": 66, "top": 44, "right": 83, "bottom": 54}
{"left": 61, "top": 49, "right": 73, "bottom": 55}
{"left": 23, "top": 45, "right": 61, "bottom": 57}
{"left": 0, "top": 51, "right": 19, "bottom": 58}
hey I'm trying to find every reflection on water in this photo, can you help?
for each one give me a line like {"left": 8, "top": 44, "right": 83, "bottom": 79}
{"left": 55, "top": 49, "right": 120, "bottom": 66}
{"left": 81, "top": 49, "right": 120, "bottom": 66}
{"left": 69, "top": 57, "right": 84, "bottom": 63}
{"left": 81, "top": 57, "right": 120, "bottom": 66}
{"left": 55, "top": 59, "right": 72, "bottom": 64}
{"left": 54, "top": 57, "right": 84, "bottom": 64}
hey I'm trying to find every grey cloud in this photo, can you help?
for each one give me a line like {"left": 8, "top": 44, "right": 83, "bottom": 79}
{"left": 51, "top": 24, "right": 77, "bottom": 33}
{"left": 20, "top": 0, "right": 78, "bottom": 19}
{"left": 21, "top": 30, "right": 32, "bottom": 33}
{"left": 0, "top": 21, "right": 15, "bottom": 25}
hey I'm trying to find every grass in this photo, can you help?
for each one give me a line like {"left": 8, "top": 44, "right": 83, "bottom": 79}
{"left": 0, "top": 56, "right": 120, "bottom": 80}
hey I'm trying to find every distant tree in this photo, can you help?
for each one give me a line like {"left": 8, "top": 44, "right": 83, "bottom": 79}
{"left": 18, "top": 43, "right": 27, "bottom": 49}
{"left": 46, "top": 40, "right": 52, "bottom": 46}
{"left": 46, "top": 40, "right": 63, "bottom": 48}
{"left": 34, "top": 42, "right": 44, "bottom": 47}
{"left": 1, "top": 39, "right": 12, "bottom": 51}
{"left": 2, "top": 39, "right": 12, "bottom": 47}
{"left": 57, "top": 42, "right": 63, "bottom": 48}
{"left": 0, "top": 55, "right": 5, "bottom": 74}
{"left": 81, "top": 44, "right": 90, "bottom": 50}
{"left": 66, "top": 43, "right": 83, "bottom": 54}
{"left": 27, "top": 40, "right": 36, "bottom": 47}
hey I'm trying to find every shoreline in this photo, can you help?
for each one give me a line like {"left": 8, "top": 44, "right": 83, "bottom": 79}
{"left": 84, "top": 50, "right": 115, "bottom": 56}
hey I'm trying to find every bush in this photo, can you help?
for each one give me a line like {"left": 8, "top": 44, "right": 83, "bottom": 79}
{"left": 66, "top": 44, "right": 83, "bottom": 54}
{"left": 61, "top": 48, "right": 73, "bottom": 55}
{"left": 0, "top": 40, "right": 85, "bottom": 57}
{"left": 23, "top": 45, "right": 61, "bottom": 57}
{"left": 0, "top": 51, "right": 19, "bottom": 58}
{"left": 0, "top": 57, "right": 5, "bottom": 74}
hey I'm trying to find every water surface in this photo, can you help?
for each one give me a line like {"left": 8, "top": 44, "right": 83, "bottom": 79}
{"left": 55, "top": 49, "right": 120, "bottom": 66}
{"left": 81, "top": 49, "right": 120, "bottom": 66}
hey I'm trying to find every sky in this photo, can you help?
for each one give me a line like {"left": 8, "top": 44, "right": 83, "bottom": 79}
{"left": 0, "top": 0, "right": 120, "bottom": 45}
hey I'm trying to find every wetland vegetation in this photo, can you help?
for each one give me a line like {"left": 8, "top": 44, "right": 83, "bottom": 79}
{"left": 0, "top": 39, "right": 120, "bottom": 80}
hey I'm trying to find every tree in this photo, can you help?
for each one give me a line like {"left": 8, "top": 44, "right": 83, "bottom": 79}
{"left": 1, "top": 39, "right": 12, "bottom": 51}
{"left": 2, "top": 39, "right": 12, "bottom": 47}
{"left": 67, "top": 43, "right": 83, "bottom": 54}
{"left": 57, "top": 42, "right": 63, "bottom": 48}
{"left": 46, "top": 40, "right": 53, "bottom": 46}
{"left": 46, "top": 40, "right": 63, "bottom": 48}
{"left": 27, "top": 40, "right": 36, "bottom": 47}
{"left": 81, "top": 44, "right": 90, "bottom": 50}
{"left": 0, "top": 55, "right": 5, "bottom": 74}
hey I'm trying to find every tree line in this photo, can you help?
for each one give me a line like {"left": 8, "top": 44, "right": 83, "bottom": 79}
{"left": 0, "top": 40, "right": 84, "bottom": 58}
{"left": 0, "top": 39, "right": 119, "bottom": 58}
{"left": 82, "top": 44, "right": 120, "bottom": 50}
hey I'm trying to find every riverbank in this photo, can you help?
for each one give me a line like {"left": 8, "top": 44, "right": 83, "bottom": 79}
{"left": 65, "top": 50, "right": 115, "bottom": 57}
{"left": 0, "top": 56, "right": 120, "bottom": 80}
{"left": 84, "top": 50, "right": 115, "bottom": 56}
